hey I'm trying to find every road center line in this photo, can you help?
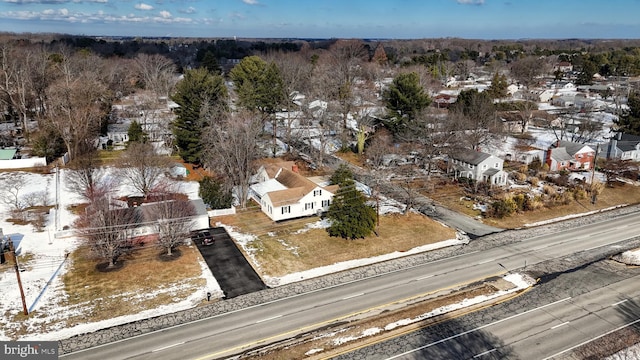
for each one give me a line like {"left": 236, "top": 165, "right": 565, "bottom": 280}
{"left": 386, "top": 297, "right": 572, "bottom": 359}
{"left": 415, "top": 274, "right": 434, "bottom": 281}
{"left": 256, "top": 315, "right": 283, "bottom": 324}
{"left": 342, "top": 293, "right": 365, "bottom": 300}
{"left": 477, "top": 258, "right": 495, "bottom": 265}
{"left": 473, "top": 348, "right": 496, "bottom": 358}
{"left": 152, "top": 342, "right": 184, "bottom": 352}
{"left": 551, "top": 321, "right": 570, "bottom": 329}
{"left": 612, "top": 299, "right": 628, "bottom": 306}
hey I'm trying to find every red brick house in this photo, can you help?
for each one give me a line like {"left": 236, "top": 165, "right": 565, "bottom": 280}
{"left": 545, "top": 140, "right": 595, "bottom": 172}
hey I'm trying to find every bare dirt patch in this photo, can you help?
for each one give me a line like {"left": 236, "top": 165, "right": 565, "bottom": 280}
{"left": 236, "top": 278, "right": 516, "bottom": 359}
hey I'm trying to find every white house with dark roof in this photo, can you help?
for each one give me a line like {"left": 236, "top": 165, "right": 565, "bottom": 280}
{"left": 448, "top": 149, "right": 507, "bottom": 186}
{"left": 606, "top": 133, "right": 640, "bottom": 161}
{"left": 249, "top": 163, "right": 339, "bottom": 221}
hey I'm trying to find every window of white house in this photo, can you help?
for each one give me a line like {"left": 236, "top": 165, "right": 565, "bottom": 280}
{"left": 322, "top": 200, "right": 330, "bottom": 207}
{"left": 482, "top": 164, "right": 487, "bottom": 170}
{"left": 268, "top": 205, "right": 272, "bottom": 214}
{"left": 305, "top": 202, "right": 314, "bottom": 210}
{"left": 313, "top": 190, "right": 322, "bottom": 196}
{"left": 468, "top": 163, "right": 473, "bottom": 168}
{"left": 495, "top": 162, "right": 499, "bottom": 168}
{"left": 281, "top": 206, "right": 290, "bottom": 214}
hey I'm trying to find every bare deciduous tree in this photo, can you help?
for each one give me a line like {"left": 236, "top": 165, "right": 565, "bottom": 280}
{"left": 44, "top": 52, "right": 109, "bottom": 160}
{"left": 145, "top": 188, "right": 195, "bottom": 256}
{"left": 133, "top": 53, "right": 177, "bottom": 100}
{"left": 76, "top": 192, "right": 141, "bottom": 269}
{"left": 0, "top": 44, "right": 35, "bottom": 140}
{"left": 65, "top": 149, "right": 107, "bottom": 202}
{"left": 203, "top": 111, "right": 263, "bottom": 208}
{"left": 117, "top": 141, "right": 170, "bottom": 198}
{"left": 0, "top": 172, "right": 28, "bottom": 216}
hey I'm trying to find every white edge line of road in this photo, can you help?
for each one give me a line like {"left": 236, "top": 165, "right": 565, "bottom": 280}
{"left": 384, "top": 297, "right": 572, "bottom": 360}
{"left": 58, "top": 250, "right": 480, "bottom": 357}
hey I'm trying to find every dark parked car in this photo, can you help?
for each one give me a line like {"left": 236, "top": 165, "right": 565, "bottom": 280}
{"left": 192, "top": 230, "right": 214, "bottom": 246}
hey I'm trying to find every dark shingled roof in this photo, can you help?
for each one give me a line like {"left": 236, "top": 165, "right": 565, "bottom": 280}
{"left": 450, "top": 148, "right": 492, "bottom": 165}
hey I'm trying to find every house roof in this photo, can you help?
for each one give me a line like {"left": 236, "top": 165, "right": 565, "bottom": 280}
{"left": 484, "top": 168, "right": 502, "bottom": 176}
{"left": 557, "top": 141, "right": 592, "bottom": 156}
{"left": 261, "top": 161, "right": 296, "bottom": 179}
{"left": 550, "top": 147, "right": 573, "bottom": 162}
{"left": 450, "top": 148, "right": 492, "bottom": 165}
{"left": 261, "top": 168, "right": 338, "bottom": 207}
{"left": 0, "top": 149, "right": 17, "bottom": 160}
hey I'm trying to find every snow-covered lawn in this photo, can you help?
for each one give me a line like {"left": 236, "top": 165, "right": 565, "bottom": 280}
{"left": 0, "top": 169, "right": 220, "bottom": 341}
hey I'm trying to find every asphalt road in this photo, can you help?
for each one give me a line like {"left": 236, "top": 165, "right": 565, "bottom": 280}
{"left": 341, "top": 253, "right": 640, "bottom": 360}
{"left": 60, "top": 211, "right": 640, "bottom": 360}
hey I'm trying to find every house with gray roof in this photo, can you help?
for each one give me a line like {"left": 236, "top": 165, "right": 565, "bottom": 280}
{"left": 448, "top": 149, "right": 507, "bottom": 186}
{"left": 606, "top": 133, "right": 640, "bottom": 161}
{"left": 545, "top": 140, "right": 596, "bottom": 171}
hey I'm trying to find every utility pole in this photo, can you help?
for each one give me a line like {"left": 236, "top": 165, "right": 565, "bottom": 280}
{"left": 8, "top": 237, "right": 28, "bottom": 316}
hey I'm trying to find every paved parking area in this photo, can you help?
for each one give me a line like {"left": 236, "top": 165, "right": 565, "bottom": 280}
{"left": 193, "top": 227, "right": 267, "bottom": 298}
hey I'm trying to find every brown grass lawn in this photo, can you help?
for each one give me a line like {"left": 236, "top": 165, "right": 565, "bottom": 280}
{"left": 215, "top": 207, "right": 457, "bottom": 278}
{"left": 59, "top": 244, "right": 206, "bottom": 322}
{"left": 429, "top": 182, "right": 640, "bottom": 229}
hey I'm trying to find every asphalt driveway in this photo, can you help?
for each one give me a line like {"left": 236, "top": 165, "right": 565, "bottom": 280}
{"left": 194, "top": 227, "right": 267, "bottom": 298}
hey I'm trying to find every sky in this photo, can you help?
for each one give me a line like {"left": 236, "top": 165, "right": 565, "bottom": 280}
{"left": 0, "top": 0, "right": 639, "bottom": 40}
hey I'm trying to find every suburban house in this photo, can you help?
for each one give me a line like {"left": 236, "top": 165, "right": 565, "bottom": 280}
{"left": 0, "top": 148, "right": 47, "bottom": 170}
{"left": 545, "top": 140, "right": 596, "bottom": 171}
{"left": 448, "top": 149, "right": 508, "bottom": 186}
{"left": 606, "top": 132, "right": 640, "bottom": 161}
{"left": 130, "top": 198, "right": 210, "bottom": 238}
{"left": 554, "top": 62, "right": 574, "bottom": 73}
{"left": 249, "top": 162, "right": 339, "bottom": 221}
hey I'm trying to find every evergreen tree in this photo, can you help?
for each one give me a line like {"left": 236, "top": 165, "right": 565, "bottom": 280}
{"left": 327, "top": 177, "right": 377, "bottom": 240}
{"left": 171, "top": 68, "right": 227, "bottom": 165}
{"left": 200, "top": 51, "right": 221, "bottom": 74}
{"left": 329, "top": 164, "right": 354, "bottom": 186}
{"left": 230, "top": 56, "right": 285, "bottom": 118}
{"left": 127, "top": 120, "right": 146, "bottom": 143}
{"left": 486, "top": 72, "right": 508, "bottom": 99}
{"left": 382, "top": 72, "right": 431, "bottom": 135}
{"left": 198, "top": 176, "right": 233, "bottom": 209}
{"left": 616, "top": 91, "right": 640, "bottom": 136}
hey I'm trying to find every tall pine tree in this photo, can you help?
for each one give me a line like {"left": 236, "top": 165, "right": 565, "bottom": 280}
{"left": 171, "top": 68, "right": 227, "bottom": 165}
{"left": 327, "top": 166, "right": 376, "bottom": 240}
{"left": 616, "top": 91, "right": 640, "bottom": 136}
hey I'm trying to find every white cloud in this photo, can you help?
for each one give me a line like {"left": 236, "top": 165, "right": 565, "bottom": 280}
{"left": 178, "top": 6, "right": 196, "bottom": 14}
{"left": 134, "top": 3, "right": 153, "bottom": 11}
{"left": 242, "top": 0, "right": 259, "bottom": 5}
{"left": 158, "top": 10, "right": 171, "bottom": 18}
{"left": 456, "top": 0, "right": 485, "bottom": 5}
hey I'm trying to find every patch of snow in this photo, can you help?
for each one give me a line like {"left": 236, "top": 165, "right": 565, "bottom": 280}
{"left": 384, "top": 273, "right": 534, "bottom": 331}
{"left": 0, "top": 169, "right": 220, "bottom": 341}
{"left": 262, "top": 237, "right": 468, "bottom": 287}
{"left": 305, "top": 348, "right": 325, "bottom": 355}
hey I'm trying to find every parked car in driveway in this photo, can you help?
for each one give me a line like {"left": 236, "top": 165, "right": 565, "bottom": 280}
{"left": 192, "top": 230, "right": 214, "bottom": 246}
